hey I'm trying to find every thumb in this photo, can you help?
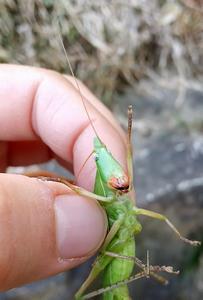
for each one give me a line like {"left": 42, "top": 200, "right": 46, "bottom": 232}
{"left": 0, "top": 174, "right": 107, "bottom": 291}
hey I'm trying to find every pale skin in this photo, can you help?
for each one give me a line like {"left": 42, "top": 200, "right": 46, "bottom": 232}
{"left": 0, "top": 64, "right": 127, "bottom": 291}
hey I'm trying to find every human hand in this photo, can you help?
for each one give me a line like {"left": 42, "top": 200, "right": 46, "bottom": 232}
{"left": 0, "top": 65, "right": 126, "bottom": 290}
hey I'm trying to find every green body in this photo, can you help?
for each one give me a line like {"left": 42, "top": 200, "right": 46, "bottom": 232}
{"left": 100, "top": 203, "right": 140, "bottom": 300}
{"left": 75, "top": 137, "right": 142, "bottom": 299}
{"left": 74, "top": 136, "right": 198, "bottom": 299}
{"left": 94, "top": 138, "right": 141, "bottom": 300}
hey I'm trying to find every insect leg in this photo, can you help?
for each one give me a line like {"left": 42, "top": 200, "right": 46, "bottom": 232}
{"left": 75, "top": 217, "right": 125, "bottom": 299}
{"left": 81, "top": 260, "right": 177, "bottom": 300}
{"left": 104, "top": 251, "right": 179, "bottom": 283}
{"left": 126, "top": 105, "right": 134, "bottom": 192}
{"left": 133, "top": 207, "right": 201, "bottom": 246}
{"left": 81, "top": 271, "right": 147, "bottom": 299}
{"left": 100, "top": 217, "right": 124, "bottom": 251}
{"left": 39, "top": 176, "right": 114, "bottom": 203}
{"left": 80, "top": 248, "right": 181, "bottom": 300}
{"left": 75, "top": 250, "right": 117, "bottom": 300}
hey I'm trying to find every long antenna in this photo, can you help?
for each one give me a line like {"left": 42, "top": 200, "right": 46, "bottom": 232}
{"left": 57, "top": 20, "right": 99, "bottom": 139}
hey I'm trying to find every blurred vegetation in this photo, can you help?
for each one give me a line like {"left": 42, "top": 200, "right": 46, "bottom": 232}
{"left": 0, "top": 0, "right": 202, "bottom": 105}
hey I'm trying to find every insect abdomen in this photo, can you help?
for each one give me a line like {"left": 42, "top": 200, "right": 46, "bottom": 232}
{"left": 102, "top": 237, "right": 135, "bottom": 300}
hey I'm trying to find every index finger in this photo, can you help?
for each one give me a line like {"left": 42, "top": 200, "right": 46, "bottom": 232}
{"left": 0, "top": 64, "right": 127, "bottom": 190}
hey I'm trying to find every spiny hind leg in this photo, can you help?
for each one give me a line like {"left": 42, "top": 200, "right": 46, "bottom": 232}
{"left": 80, "top": 247, "right": 181, "bottom": 300}
{"left": 104, "top": 250, "right": 180, "bottom": 275}
{"left": 133, "top": 207, "right": 201, "bottom": 246}
{"left": 80, "top": 271, "right": 147, "bottom": 300}
{"left": 81, "top": 260, "right": 178, "bottom": 300}
{"left": 104, "top": 251, "right": 179, "bottom": 285}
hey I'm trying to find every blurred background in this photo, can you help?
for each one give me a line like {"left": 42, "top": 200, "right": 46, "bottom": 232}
{"left": 0, "top": 0, "right": 203, "bottom": 299}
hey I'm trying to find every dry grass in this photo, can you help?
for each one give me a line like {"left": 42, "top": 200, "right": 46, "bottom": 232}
{"left": 0, "top": 0, "right": 202, "bottom": 105}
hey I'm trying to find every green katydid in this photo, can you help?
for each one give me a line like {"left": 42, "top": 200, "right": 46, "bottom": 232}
{"left": 44, "top": 107, "right": 200, "bottom": 299}
{"left": 40, "top": 33, "right": 201, "bottom": 300}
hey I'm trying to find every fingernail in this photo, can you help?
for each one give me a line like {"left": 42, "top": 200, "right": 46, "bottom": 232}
{"left": 54, "top": 194, "right": 107, "bottom": 259}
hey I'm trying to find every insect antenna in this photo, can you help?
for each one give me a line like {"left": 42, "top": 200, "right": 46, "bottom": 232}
{"left": 57, "top": 20, "right": 100, "bottom": 140}
{"left": 76, "top": 150, "right": 95, "bottom": 180}
{"left": 56, "top": 19, "right": 105, "bottom": 181}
